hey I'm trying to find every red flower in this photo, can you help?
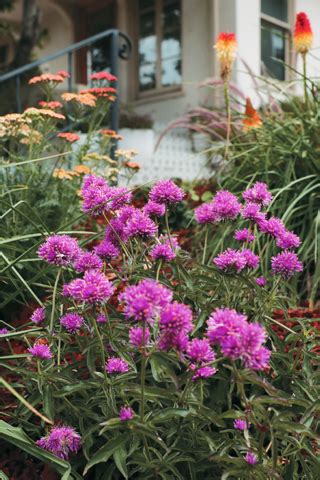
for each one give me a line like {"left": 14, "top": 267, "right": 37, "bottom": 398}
{"left": 90, "top": 71, "right": 118, "bottom": 82}
{"left": 294, "top": 12, "right": 313, "bottom": 54}
{"left": 243, "top": 98, "right": 262, "bottom": 132}
{"left": 57, "top": 132, "right": 80, "bottom": 143}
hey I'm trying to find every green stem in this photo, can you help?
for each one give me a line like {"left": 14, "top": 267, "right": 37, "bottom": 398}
{"left": 180, "top": 375, "right": 193, "bottom": 406}
{"left": 302, "top": 54, "right": 308, "bottom": 107}
{"left": 0, "top": 377, "right": 53, "bottom": 424}
{"left": 49, "top": 269, "right": 62, "bottom": 334}
{"left": 164, "top": 209, "right": 173, "bottom": 250}
{"left": 92, "top": 317, "right": 106, "bottom": 372}
{"left": 140, "top": 355, "right": 147, "bottom": 420}
{"left": 202, "top": 225, "right": 209, "bottom": 264}
{"left": 156, "top": 260, "right": 162, "bottom": 281}
{"left": 223, "top": 80, "right": 231, "bottom": 160}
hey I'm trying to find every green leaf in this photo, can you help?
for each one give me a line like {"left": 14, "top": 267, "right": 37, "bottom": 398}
{"left": 0, "top": 471, "right": 9, "bottom": 480}
{"left": 113, "top": 444, "right": 128, "bottom": 479}
{"left": 83, "top": 433, "right": 128, "bottom": 475}
{"left": 151, "top": 408, "right": 190, "bottom": 423}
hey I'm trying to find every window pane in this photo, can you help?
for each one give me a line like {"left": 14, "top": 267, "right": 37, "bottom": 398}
{"left": 139, "top": 8, "right": 157, "bottom": 91}
{"left": 139, "top": 0, "right": 154, "bottom": 10}
{"left": 161, "top": 0, "right": 182, "bottom": 87}
{"left": 261, "top": 0, "right": 288, "bottom": 22}
{"left": 261, "top": 20, "right": 286, "bottom": 80}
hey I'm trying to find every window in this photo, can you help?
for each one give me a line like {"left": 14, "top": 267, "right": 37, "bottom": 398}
{"left": 261, "top": 0, "right": 290, "bottom": 80}
{"left": 138, "top": 0, "right": 182, "bottom": 94}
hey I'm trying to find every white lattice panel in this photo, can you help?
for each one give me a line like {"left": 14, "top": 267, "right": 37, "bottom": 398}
{"left": 118, "top": 123, "right": 210, "bottom": 185}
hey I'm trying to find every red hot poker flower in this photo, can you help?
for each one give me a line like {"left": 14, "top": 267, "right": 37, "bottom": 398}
{"left": 243, "top": 98, "right": 262, "bottom": 132}
{"left": 214, "top": 32, "right": 237, "bottom": 80}
{"left": 294, "top": 12, "right": 313, "bottom": 54}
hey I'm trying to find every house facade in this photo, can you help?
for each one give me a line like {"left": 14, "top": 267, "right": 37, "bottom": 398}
{"left": 1, "top": 0, "right": 319, "bottom": 180}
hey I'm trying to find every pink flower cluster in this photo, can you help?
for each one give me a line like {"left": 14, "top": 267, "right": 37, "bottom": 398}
{"left": 37, "top": 426, "right": 81, "bottom": 460}
{"left": 214, "top": 248, "right": 259, "bottom": 272}
{"left": 63, "top": 269, "right": 115, "bottom": 304}
{"left": 195, "top": 190, "right": 241, "bottom": 224}
{"left": 207, "top": 308, "right": 270, "bottom": 370}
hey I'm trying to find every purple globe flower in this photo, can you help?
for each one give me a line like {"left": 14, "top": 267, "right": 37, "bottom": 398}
{"left": 124, "top": 210, "right": 157, "bottom": 239}
{"left": 234, "top": 228, "right": 255, "bottom": 243}
{"left": 119, "top": 279, "right": 172, "bottom": 323}
{"left": 60, "top": 313, "right": 84, "bottom": 333}
{"left": 105, "top": 356, "right": 129, "bottom": 374}
{"left": 74, "top": 251, "right": 103, "bottom": 272}
{"left": 129, "top": 326, "right": 150, "bottom": 347}
{"left": 255, "top": 276, "right": 267, "bottom": 287}
{"left": 158, "top": 302, "right": 193, "bottom": 351}
{"left": 194, "top": 202, "right": 218, "bottom": 224}
{"left": 190, "top": 364, "right": 217, "bottom": 380}
{"left": 38, "top": 235, "right": 80, "bottom": 267}
{"left": 0, "top": 328, "right": 9, "bottom": 334}
{"left": 94, "top": 239, "right": 120, "bottom": 259}
{"left": 212, "top": 190, "right": 241, "bottom": 221}
{"left": 96, "top": 313, "right": 107, "bottom": 324}
{"left": 149, "top": 180, "right": 185, "bottom": 206}
{"left": 271, "top": 251, "right": 303, "bottom": 278}
{"left": 144, "top": 200, "right": 166, "bottom": 217}
{"left": 241, "top": 249, "right": 260, "bottom": 269}
{"left": 242, "top": 182, "right": 272, "bottom": 206}
{"left": 150, "top": 236, "right": 179, "bottom": 262}
{"left": 30, "top": 307, "right": 46, "bottom": 325}
{"left": 187, "top": 338, "right": 215, "bottom": 364}
{"left": 276, "top": 230, "right": 301, "bottom": 250}
{"left": 245, "top": 452, "right": 258, "bottom": 465}
{"left": 119, "top": 406, "right": 134, "bottom": 421}
{"left": 233, "top": 419, "right": 247, "bottom": 430}
{"left": 28, "top": 343, "right": 52, "bottom": 360}
{"left": 63, "top": 269, "right": 115, "bottom": 304}
{"left": 258, "top": 216, "right": 286, "bottom": 238}
{"left": 213, "top": 248, "right": 247, "bottom": 272}
{"left": 207, "top": 308, "right": 270, "bottom": 371}
{"left": 241, "top": 203, "right": 266, "bottom": 223}
{"left": 80, "top": 175, "right": 132, "bottom": 216}
{"left": 36, "top": 426, "right": 81, "bottom": 460}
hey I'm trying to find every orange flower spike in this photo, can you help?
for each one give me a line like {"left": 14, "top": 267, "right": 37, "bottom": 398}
{"left": 214, "top": 32, "right": 237, "bottom": 80}
{"left": 294, "top": 12, "right": 313, "bottom": 55}
{"left": 243, "top": 98, "right": 262, "bottom": 133}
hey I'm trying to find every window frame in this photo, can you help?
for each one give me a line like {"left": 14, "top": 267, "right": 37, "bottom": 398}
{"left": 135, "top": 0, "right": 183, "bottom": 99}
{"left": 260, "top": 1, "right": 293, "bottom": 81}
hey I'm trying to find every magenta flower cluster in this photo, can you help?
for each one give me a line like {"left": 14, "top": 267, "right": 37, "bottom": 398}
{"left": 30, "top": 307, "right": 46, "bottom": 325}
{"left": 149, "top": 179, "right": 185, "bottom": 206}
{"left": 150, "top": 236, "right": 179, "bottom": 262}
{"left": 207, "top": 308, "right": 270, "bottom": 370}
{"left": 119, "top": 406, "right": 134, "bottom": 421}
{"left": 187, "top": 338, "right": 216, "bottom": 380}
{"left": 28, "top": 343, "right": 52, "bottom": 360}
{"left": 120, "top": 279, "right": 173, "bottom": 323}
{"left": 38, "top": 234, "right": 80, "bottom": 266}
{"left": 214, "top": 248, "right": 259, "bottom": 272}
{"left": 63, "top": 269, "right": 115, "bottom": 304}
{"left": 60, "top": 313, "right": 84, "bottom": 333}
{"left": 195, "top": 190, "right": 241, "bottom": 224}
{"left": 105, "top": 356, "right": 129, "bottom": 374}
{"left": 195, "top": 181, "right": 302, "bottom": 279}
{"left": 80, "top": 174, "right": 132, "bottom": 216}
{"left": 36, "top": 426, "right": 81, "bottom": 459}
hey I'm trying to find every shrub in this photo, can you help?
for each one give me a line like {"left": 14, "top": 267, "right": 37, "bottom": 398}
{"left": 1, "top": 174, "right": 318, "bottom": 479}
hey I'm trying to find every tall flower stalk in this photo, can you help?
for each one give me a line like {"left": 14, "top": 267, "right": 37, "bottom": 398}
{"left": 214, "top": 32, "right": 237, "bottom": 159}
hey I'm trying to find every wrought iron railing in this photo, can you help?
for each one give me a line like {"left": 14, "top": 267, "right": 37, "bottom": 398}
{"left": 0, "top": 29, "right": 132, "bottom": 133}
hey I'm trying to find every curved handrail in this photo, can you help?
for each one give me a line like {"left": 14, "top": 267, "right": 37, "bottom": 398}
{"left": 0, "top": 28, "right": 132, "bottom": 82}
